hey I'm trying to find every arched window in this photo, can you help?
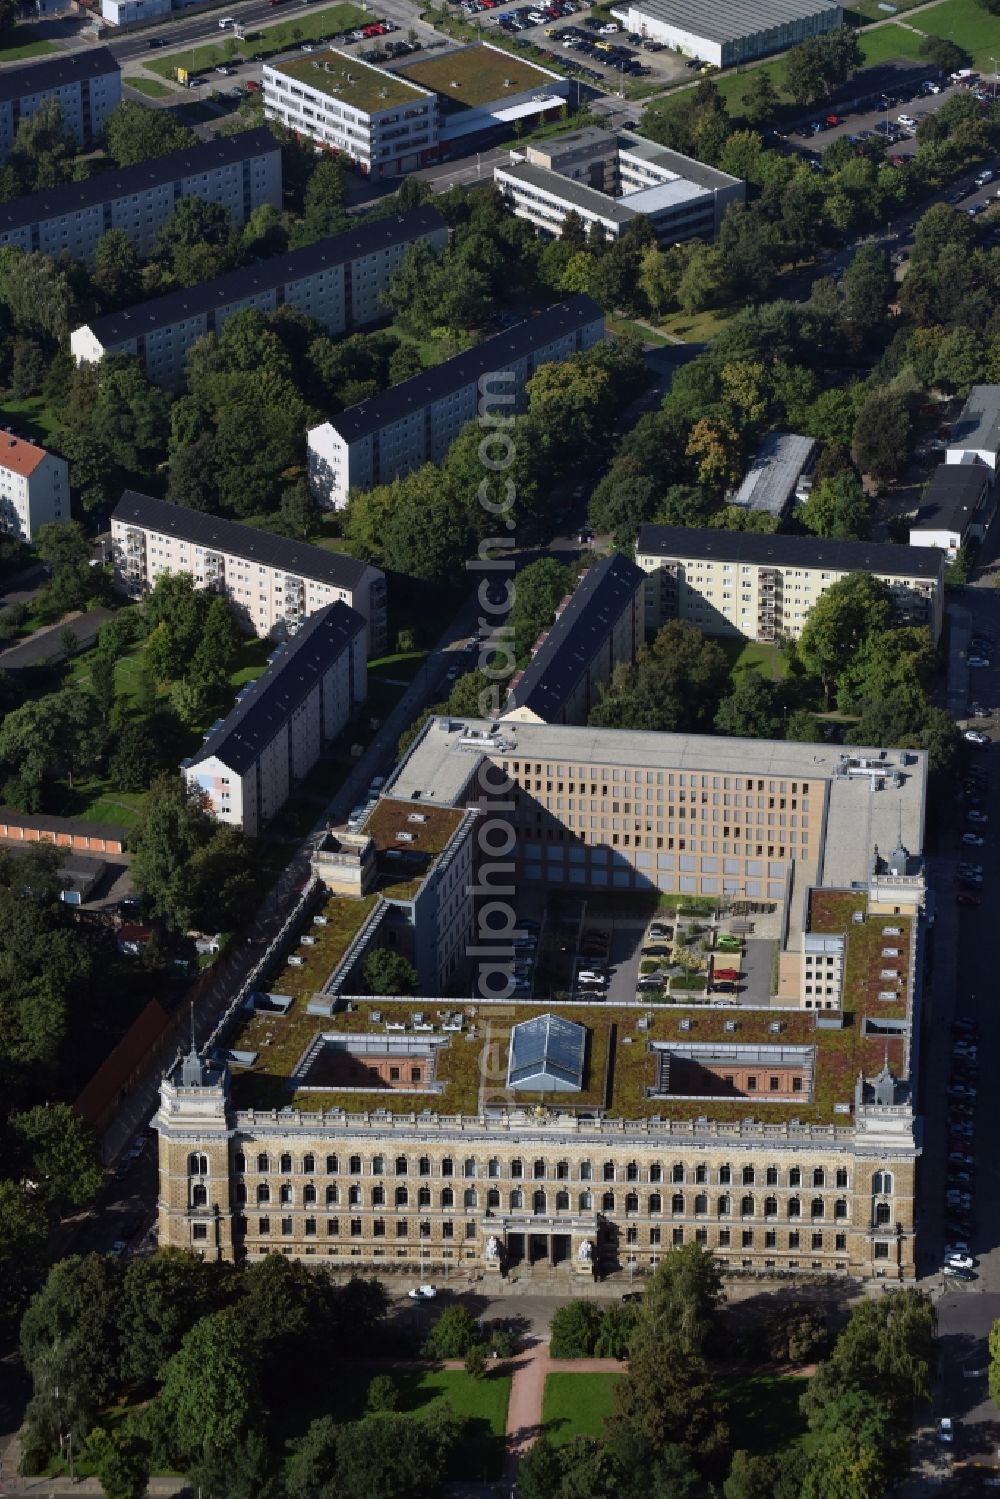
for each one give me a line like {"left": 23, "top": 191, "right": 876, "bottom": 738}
{"left": 255, "top": 1152, "right": 269, "bottom": 1174}
{"left": 396, "top": 1186, "right": 409, "bottom": 1207}
{"left": 488, "top": 1157, "right": 500, "bottom": 1178}
{"left": 464, "top": 1187, "right": 477, "bottom": 1209}
{"left": 326, "top": 1185, "right": 338, "bottom": 1205}
{"left": 441, "top": 1157, "right": 454, "bottom": 1177}
{"left": 303, "top": 1154, "right": 315, "bottom": 1175}
{"left": 789, "top": 1166, "right": 801, "bottom": 1187}
{"left": 235, "top": 1153, "right": 246, "bottom": 1175}
{"left": 580, "top": 1161, "right": 593, "bottom": 1181}
{"left": 672, "top": 1162, "right": 684, "bottom": 1183}
{"left": 741, "top": 1195, "right": 754, "bottom": 1217}
{"left": 872, "top": 1170, "right": 893, "bottom": 1196}
{"left": 579, "top": 1190, "right": 592, "bottom": 1211}
{"left": 487, "top": 1187, "right": 501, "bottom": 1209}
{"left": 765, "top": 1196, "right": 778, "bottom": 1217}
{"left": 875, "top": 1201, "right": 891, "bottom": 1227}
{"left": 533, "top": 1190, "right": 546, "bottom": 1214}
{"left": 441, "top": 1187, "right": 455, "bottom": 1208}
{"left": 372, "top": 1185, "right": 385, "bottom": 1207}
{"left": 813, "top": 1168, "right": 825, "bottom": 1188}
{"left": 625, "top": 1191, "right": 639, "bottom": 1213}
{"left": 765, "top": 1165, "right": 778, "bottom": 1186}
{"left": 835, "top": 1198, "right": 848, "bottom": 1220}
{"left": 533, "top": 1159, "right": 546, "bottom": 1179}
{"left": 695, "top": 1164, "right": 707, "bottom": 1184}
{"left": 257, "top": 1184, "right": 270, "bottom": 1204}
{"left": 395, "top": 1156, "right": 408, "bottom": 1176}
{"left": 349, "top": 1155, "right": 361, "bottom": 1175}
{"left": 372, "top": 1155, "right": 385, "bottom": 1176}
{"left": 604, "top": 1162, "right": 616, "bottom": 1182}
{"left": 418, "top": 1186, "right": 431, "bottom": 1207}
{"left": 280, "top": 1184, "right": 293, "bottom": 1205}
{"left": 556, "top": 1160, "right": 569, "bottom": 1180}
{"left": 511, "top": 1188, "right": 523, "bottom": 1210}
{"left": 719, "top": 1165, "right": 732, "bottom": 1185}
{"left": 304, "top": 1184, "right": 317, "bottom": 1206}
{"left": 191, "top": 1183, "right": 207, "bottom": 1207}
{"left": 811, "top": 1198, "right": 824, "bottom": 1219}
{"left": 788, "top": 1197, "right": 801, "bottom": 1218}
{"left": 649, "top": 1163, "right": 662, "bottom": 1183}
{"left": 694, "top": 1193, "right": 708, "bottom": 1216}
{"left": 511, "top": 1159, "right": 523, "bottom": 1178}
{"left": 188, "top": 1152, "right": 208, "bottom": 1176}
{"left": 556, "top": 1190, "right": 569, "bottom": 1211}
{"left": 463, "top": 1158, "right": 476, "bottom": 1178}
{"left": 626, "top": 1161, "right": 639, "bottom": 1181}
{"left": 326, "top": 1154, "right": 339, "bottom": 1174}
{"left": 349, "top": 1185, "right": 362, "bottom": 1206}
{"left": 649, "top": 1193, "right": 662, "bottom": 1214}
{"left": 836, "top": 1168, "right": 849, "bottom": 1189}
{"left": 419, "top": 1156, "right": 431, "bottom": 1176}
{"left": 742, "top": 1166, "right": 755, "bottom": 1186}
{"left": 672, "top": 1193, "right": 684, "bottom": 1214}
{"left": 602, "top": 1191, "right": 615, "bottom": 1212}
{"left": 280, "top": 1153, "right": 292, "bottom": 1174}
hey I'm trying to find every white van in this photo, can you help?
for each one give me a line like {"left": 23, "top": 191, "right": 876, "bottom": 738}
{"left": 219, "top": 16, "right": 234, "bottom": 27}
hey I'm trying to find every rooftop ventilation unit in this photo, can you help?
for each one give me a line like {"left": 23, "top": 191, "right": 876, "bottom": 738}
{"left": 395, "top": 831, "right": 415, "bottom": 843}
{"left": 407, "top": 812, "right": 427, "bottom": 824}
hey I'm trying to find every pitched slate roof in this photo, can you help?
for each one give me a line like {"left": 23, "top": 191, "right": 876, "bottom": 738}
{"left": 0, "top": 45, "right": 118, "bottom": 106}
{"left": 183, "top": 602, "right": 364, "bottom": 775}
{"left": 635, "top": 524, "right": 945, "bottom": 580}
{"left": 912, "top": 462, "right": 991, "bottom": 536}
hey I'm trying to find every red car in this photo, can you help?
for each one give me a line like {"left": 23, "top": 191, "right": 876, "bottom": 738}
{"left": 712, "top": 967, "right": 740, "bottom": 981}
{"left": 825, "top": 113, "right": 840, "bottom": 125}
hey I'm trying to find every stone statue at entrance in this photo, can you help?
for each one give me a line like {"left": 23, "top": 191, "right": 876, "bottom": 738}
{"left": 485, "top": 1235, "right": 500, "bottom": 1260}
{"left": 578, "top": 1239, "right": 593, "bottom": 1263}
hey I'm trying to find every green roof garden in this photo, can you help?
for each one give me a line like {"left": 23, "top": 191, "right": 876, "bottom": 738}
{"left": 271, "top": 49, "right": 429, "bottom": 112}
{"left": 397, "top": 43, "right": 558, "bottom": 109}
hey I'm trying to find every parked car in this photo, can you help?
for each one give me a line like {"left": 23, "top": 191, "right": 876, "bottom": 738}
{"left": 967, "top": 811, "right": 989, "bottom": 825}
{"left": 408, "top": 1284, "right": 437, "bottom": 1299}
{"left": 944, "top": 1265, "right": 976, "bottom": 1281}
{"left": 965, "top": 729, "right": 990, "bottom": 745}
{"left": 962, "top": 833, "right": 985, "bottom": 846}
{"left": 938, "top": 1417, "right": 955, "bottom": 1443}
{"left": 968, "top": 655, "right": 992, "bottom": 667}
{"left": 946, "top": 1253, "right": 976, "bottom": 1270}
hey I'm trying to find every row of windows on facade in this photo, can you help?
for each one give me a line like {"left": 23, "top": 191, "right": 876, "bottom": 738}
{"left": 192, "top": 1151, "right": 880, "bottom": 1191}
{"left": 207, "top": 1184, "right": 866, "bottom": 1220}
{"left": 205, "top": 1218, "right": 861, "bottom": 1256}
{"left": 508, "top": 769, "right": 812, "bottom": 795}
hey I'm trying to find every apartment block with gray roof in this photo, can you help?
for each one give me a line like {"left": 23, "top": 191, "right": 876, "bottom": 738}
{"left": 609, "top": 0, "right": 842, "bottom": 68}
{"left": 501, "top": 553, "right": 645, "bottom": 725}
{"left": 307, "top": 294, "right": 604, "bottom": 508}
{"left": 635, "top": 525, "right": 944, "bottom": 643}
{"left": 0, "top": 48, "right": 121, "bottom": 159}
{"left": 182, "top": 601, "right": 366, "bottom": 836}
{"left": 0, "top": 128, "right": 281, "bottom": 268}
{"left": 111, "top": 491, "right": 387, "bottom": 655}
{"left": 947, "top": 384, "right": 1000, "bottom": 473}
{"left": 70, "top": 207, "right": 449, "bottom": 390}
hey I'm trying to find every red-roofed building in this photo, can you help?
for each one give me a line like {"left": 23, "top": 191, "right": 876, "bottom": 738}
{"left": 0, "top": 432, "right": 68, "bottom": 541}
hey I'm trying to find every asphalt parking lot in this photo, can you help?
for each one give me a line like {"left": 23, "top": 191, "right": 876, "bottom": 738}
{"left": 786, "top": 71, "right": 994, "bottom": 166}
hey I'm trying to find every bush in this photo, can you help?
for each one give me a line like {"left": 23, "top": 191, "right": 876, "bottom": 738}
{"left": 549, "top": 1299, "right": 603, "bottom": 1358}
{"left": 366, "top": 1373, "right": 398, "bottom": 1413}
{"left": 422, "top": 1304, "right": 483, "bottom": 1360}
{"left": 464, "top": 1344, "right": 487, "bottom": 1378}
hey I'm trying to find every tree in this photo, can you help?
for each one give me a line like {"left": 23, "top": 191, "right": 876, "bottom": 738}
{"left": 549, "top": 1299, "right": 604, "bottom": 1358}
{"left": 0, "top": 249, "right": 75, "bottom": 342}
{"left": 189, "top": 595, "right": 240, "bottom": 694}
{"left": 587, "top": 463, "right": 656, "bottom": 546}
{"left": 89, "top": 355, "right": 170, "bottom": 475}
{"left": 7, "top": 98, "right": 75, "bottom": 193}
{"left": 21, "top": 1255, "right": 123, "bottom": 1450}
{"left": 128, "top": 775, "right": 218, "bottom": 929}
{"left": 367, "top": 1374, "right": 399, "bottom": 1413}
{"left": 86, "top": 1430, "right": 151, "bottom": 1499}
{"left": 509, "top": 557, "right": 574, "bottom": 664}
{"left": 0, "top": 1181, "right": 48, "bottom": 1342}
{"left": 797, "top": 572, "right": 894, "bottom": 703}
{"left": 608, "top": 1338, "right": 730, "bottom": 1477}
{"left": 188, "top": 1430, "right": 280, "bottom": 1499}
{"left": 292, "top": 155, "right": 349, "bottom": 244}
{"left": 638, "top": 1243, "right": 724, "bottom": 1355}
{"left": 799, "top": 472, "right": 870, "bottom": 539}
{"left": 333, "top": 1407, "right": 462, "bottom": 1499}
{"left": 714, "top": 673, "right": 788, "bottom": 739}
{"left": 919, "top": 33, "right": 966, "bottom": 73}
{"left": 741, "top": 70, "right": 781, "bottom": 126}
{"left": 108, "top": 720, "right": 160, "bottom": 792}
{"left": 422, "top": 1304, "right": 483, "bottom": 1359}
{"left": 118, "top": 1251, "right": 234, "bottom": 1387}
{"left": 167, "top": 433, "right": 218, "bottom": 513}
{"left": 840, "top": 243, "right": 892, "bottom": 333}
{"left": 103, "top": 102, "right": 194, "bottom": 166}
{"left": 155, "top": 197, "right": 232, "bottom": 268}
{"left": 518, "top": 1432, "right": 565, "bottom": 1499}
{"left": 851, "top": 390, "right": 910, "bottom": 484}
{"left": 278, "top": 477, "right": 318, "bottom": 539}
{"left": 676, "top": 243, "right": 726, "bottom": 314}
{"left": 803, "top": 1289, "right": 936, "bottom": 1425}
{"left": 784, "top": 26, "right": 862, "bottom": 106}
{"left": 93, "top": 228, "right": 142, "bottom": 305}
{"left": 156, "top": 1306, "right": 260, "bottom": 1465}
{"left": 364, "top": 949, "right": 418, "bottom": 996}
{"left": 380, "top": 469, "right": 471, "bottom": 584}
{"left": 686, "top": 417, "right": 743, "bottom": 492}
{"left": 591, "top": 621, "right": 730, "bottom": 734}
{"left": 726, "top": 1448, "right": 810, "bottom": 1499}
{"left": 10, "top": 1104, "right": 103, "bottom": 1215}
{"left": 284, "top": 1415, "right": 340, "bottom": 1499}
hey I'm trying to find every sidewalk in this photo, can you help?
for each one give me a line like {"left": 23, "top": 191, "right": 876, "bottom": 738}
{"left": 503, "top": 1342, "right": 623, "bottom": 1486}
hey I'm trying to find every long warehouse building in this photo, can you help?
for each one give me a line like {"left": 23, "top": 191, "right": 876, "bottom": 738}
{"left": 0, "top": 127, "right": 281, "bottom": 268}
{"left": 70, "top": 206, "right": 449, "bottom": 390}
{"left": 308, "top": 294, "right": 604, "bottom": 507}
{"left": 609, "top": 0, "right": 843, "bottom": 68}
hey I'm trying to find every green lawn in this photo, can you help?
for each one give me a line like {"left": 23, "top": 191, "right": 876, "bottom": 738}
{"left": 857, "top": 22, "right": 926, "bottom": 66}
{"left": 0, "top": 28, "right": 54, "bottom": 60}
{"left": 607, "top": 314, "right": 676, "bottom": 347}
{"left": 541, "top": 1372, "right": 622, "bottom": 1445}
{"left": 145, "top": 1, "right": 369, "bottom": 78}
{"left": 721, "top": 1374, "right": 810, "bottom": 1455}
{"left": 54, "top": 783, "right": 147, "bottom": 828}
{"left": 722, "top": 639, "right": 790, "bottom": 681}
{"left": 914, "top": 0, "right": 1000, "bottom": 65}
{"left": 657, "top": 304, "right": 737, "bottom": 344}
{"left": 125, "top": 76, "right": 175, "bottom": 98}
{"left": 0, "top": 393, "right": 63, "bottom": 447}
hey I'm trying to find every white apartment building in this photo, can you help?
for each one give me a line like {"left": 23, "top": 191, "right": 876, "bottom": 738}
{"left": 495, "top": 127, "right": 744, "bottom": 244}
{"left": 182, "top": 602, "right": 366, "bottom": 837}
{"left": 308, "top": 294, "right": 605, "bottom": 508}
{"left": 0, "top": 127, "right": 281, "bottom": 268}
{"left": 0, "top": 48, "right": 121, "bottom": 159}
{"left": 70, "top": 206, "right": 449, "bottom": 390}
{"left": 111, "top": 491, "right": 387, "bottom": 656}
{"left": 635, "top": 526, "right": 945, "bottom": 644}
{"left": 264, "top": 50, "right": 437, "bottom": 177}
{"left": 0, "top": 434, "right": 69, "bottom": 542}
{"left": 101, "top": 0, "right": 170, "bottom": 24}
{"left": 909, "top": 462, "right": 994, "bottom": 561}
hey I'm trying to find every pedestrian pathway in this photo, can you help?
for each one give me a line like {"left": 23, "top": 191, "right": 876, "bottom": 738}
{"left": 503, "top": 1342, "right": 623, "bottom": 1486}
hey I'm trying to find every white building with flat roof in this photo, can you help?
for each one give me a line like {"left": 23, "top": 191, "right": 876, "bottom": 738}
{"left": 495, "top": 127, "right": 743, "bottom": 243}
{"left": 609, "top": 0, "right": 843, "bottom": 68}
{"left": 946, "top": 385, "right": 1000, "bottom": 473}
{"left": 70, "top": 207, "right": 449, "bottom": 390}
{"left": 0, "top": 48, "right": 121, "bottom": 159}
{"left": 182, "top": 602, "right": 366, "bottom": 837}
{"left": 731, "top": 432, "right": 817, "bottom": 520}
{"left": 0, "top": 128, "right": 281, "bottom": 268}
{"left": 308, "top": 294, "right": 604, "bottom": 508}
{"left": 111, "top": 491, "right": 387, "bottom": 656}
{"left": 0, "top": 434, "right": 69, "bottom": 543}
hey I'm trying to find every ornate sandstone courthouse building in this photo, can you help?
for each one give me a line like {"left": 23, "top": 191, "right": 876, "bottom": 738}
{"left": 157, "top": 721, "right": 928, "bottom": 1283}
